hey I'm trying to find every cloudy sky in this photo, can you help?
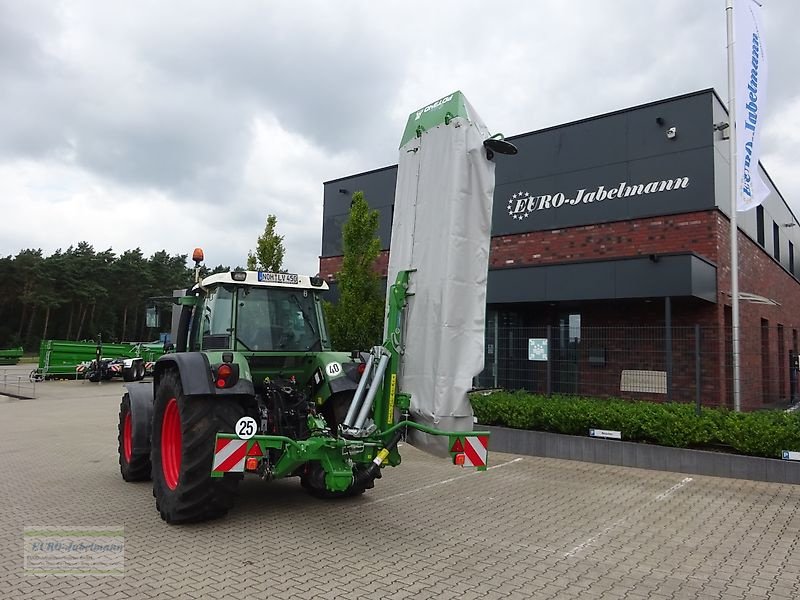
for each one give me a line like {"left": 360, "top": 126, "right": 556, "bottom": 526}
{"left": 1, "top": 0, "right": 798, "bottom": 275}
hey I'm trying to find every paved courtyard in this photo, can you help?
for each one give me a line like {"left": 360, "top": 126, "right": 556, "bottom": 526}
{"left": 1, "top": 364, "right": 799, "bottom": 599}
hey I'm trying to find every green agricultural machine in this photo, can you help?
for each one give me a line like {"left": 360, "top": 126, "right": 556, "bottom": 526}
{"left": 118, "top": 91, "right": 512, "bottom": 524}
{"left": 30, "top": 339, "right": 166, "bottom": 382}
{"left": 0, "top": 347, "right": 23, "bottom": 366}
{"left": 119, "top": 262, "right": 490, "bottom": 523}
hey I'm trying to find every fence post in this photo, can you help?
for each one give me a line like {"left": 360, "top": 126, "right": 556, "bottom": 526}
{"left": 493, "top": 315, "right": 499, "bottom": 389}
{"left": 695, "top": 324, "right": 702, "bottom": 415}
{"left": 546, "top": 324, "right": 552, "bottom": 397}
{"left": 665, "top": 297, "right": 673, "bottom": 401}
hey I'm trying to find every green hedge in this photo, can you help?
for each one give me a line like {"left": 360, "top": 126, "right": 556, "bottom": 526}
{"left": 470, "top": 391, "right": 800, "bottom": 459}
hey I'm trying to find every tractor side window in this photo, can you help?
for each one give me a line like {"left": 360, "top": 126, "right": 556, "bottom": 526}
{"left": 200, "top": 285, "right": 234, "bottom": 350}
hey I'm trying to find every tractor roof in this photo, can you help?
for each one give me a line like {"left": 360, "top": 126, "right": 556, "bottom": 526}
{"left": 197, "top": 271, "right": 329, "bottom": 291}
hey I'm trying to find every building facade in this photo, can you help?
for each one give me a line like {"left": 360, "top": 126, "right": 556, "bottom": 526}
{"left": 319, "top": 90, "right": 800, "bottom": 409}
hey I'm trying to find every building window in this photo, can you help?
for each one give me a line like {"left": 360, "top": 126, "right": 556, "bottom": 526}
{"left": 773, "top": 221, "right": 780, "bottom": 261}
{"left": 790, "top": 241, "right": 795, "bottom": 275}
{"left": 756, "top": 205, "right": 765, "bottom": 247}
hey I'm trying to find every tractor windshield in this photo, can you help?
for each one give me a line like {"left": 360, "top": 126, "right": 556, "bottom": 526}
{"left": 235, "top": 286, "right": 322, "bottom": 352}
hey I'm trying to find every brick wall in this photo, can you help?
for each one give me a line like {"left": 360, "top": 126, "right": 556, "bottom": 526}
{"left": 489, "top": 211, "right": 719, "bottom": 268}
{"left": 320, "top": 210, "right": 721, "bottom": 279}
{"left": 320, "top": 208, "right": 800, "bottom": 409}
{"left": 715, "top": 212, "right": 800, "bottom": 407}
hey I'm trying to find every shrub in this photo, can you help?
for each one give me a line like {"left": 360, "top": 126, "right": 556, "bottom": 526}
{"left": 469, "top": 391, "right": 800, "bottom": 459}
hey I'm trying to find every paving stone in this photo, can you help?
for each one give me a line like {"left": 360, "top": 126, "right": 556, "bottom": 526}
{"left": 0, "top": 367, "right": 798, "bottom": 599}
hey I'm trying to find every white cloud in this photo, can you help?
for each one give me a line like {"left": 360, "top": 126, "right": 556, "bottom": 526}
{"left": 0, "top": 0, "right": 798, "bottom": 273}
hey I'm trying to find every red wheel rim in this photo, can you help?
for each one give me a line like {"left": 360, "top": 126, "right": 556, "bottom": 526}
{"left": 123, "top": 412, "right": 133, "bottom": 463}
{"left": 161, "top": 398, "right": 181, "bottom": 490}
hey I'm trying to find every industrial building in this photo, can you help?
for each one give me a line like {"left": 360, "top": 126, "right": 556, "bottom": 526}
{"left": 319, "top": 90, "right": 800, "bottom": 409}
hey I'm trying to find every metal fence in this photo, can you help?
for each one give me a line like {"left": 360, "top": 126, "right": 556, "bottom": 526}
{"left": 475, "top": 325, "right": 800, "bottom": 410}
{"left": 0, "top": 370, "right": 37, "bottom": 399}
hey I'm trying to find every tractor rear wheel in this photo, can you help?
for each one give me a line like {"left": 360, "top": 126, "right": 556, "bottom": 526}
{"left": 118, "top": 392, "right": 151, "bottom": 481}
{"left": 151, "top": 370, "right": 244, "bottom": 524}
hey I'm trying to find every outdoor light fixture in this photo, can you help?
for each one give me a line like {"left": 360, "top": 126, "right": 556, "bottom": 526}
{"left": 655, "top": 117, "right": 665, "bottom": 126}
{"left": 713, "top": 121, "right": 731, "bottom": 140}
{"left": 483, "top": 134, "right": 518, "bottom": 160}
{"left": 338, "top": 188, "right": 348, "bottom": 194}
{"left": 666, "top": 127, "right": 677, "bottom": 140}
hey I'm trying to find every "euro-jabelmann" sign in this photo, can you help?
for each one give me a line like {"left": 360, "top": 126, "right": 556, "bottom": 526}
{"left": 506, "top": 176, "right": 690, "bottom": 221}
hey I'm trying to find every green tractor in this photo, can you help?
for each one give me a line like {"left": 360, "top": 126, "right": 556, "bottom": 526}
{"left": 118, "top": 259, "right": 490, "bottom": 524}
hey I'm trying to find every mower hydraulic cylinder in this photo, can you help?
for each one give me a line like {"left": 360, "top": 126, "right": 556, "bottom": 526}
{"left": 342, "top": 351, "right": 375, "bottom": 428}
{"left": 353, "top": 352, "right": 389, "bottom": 430}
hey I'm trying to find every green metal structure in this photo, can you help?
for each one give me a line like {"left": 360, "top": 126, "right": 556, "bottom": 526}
{"left": 31, "top": 339, "right": 166, "bottom": 381}
{"left": 117, "top": 267, "right": 490, "bottom": 523}
{"left": 0, "top": 347, "right": 23, "bottom": 366}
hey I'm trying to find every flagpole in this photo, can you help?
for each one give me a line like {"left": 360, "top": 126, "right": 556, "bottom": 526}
{"left": 726, "top": 0, "right": 742, "bottom": 412}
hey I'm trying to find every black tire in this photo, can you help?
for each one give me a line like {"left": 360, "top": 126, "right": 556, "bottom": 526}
{"left": 303, "top": 390, "right": 373, "bottom": 499}
{"left": 118, "top": 393, "right": 151, "bottom": 481}
{"left": 300, "top": 462, "right": 373, "bottom": 499}
{"left": 137, "top": 362, "right": 146, "bottom": 381}
{"left": 122, "top": 367, "right": 135, "bottom": 383}
{"left": 151, "top": 369, "right": 244, "bottom": 524}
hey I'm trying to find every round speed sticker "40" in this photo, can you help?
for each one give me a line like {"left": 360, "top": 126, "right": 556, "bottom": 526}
{"left": 325, "top": 363, "right": 342, "bottom": 377}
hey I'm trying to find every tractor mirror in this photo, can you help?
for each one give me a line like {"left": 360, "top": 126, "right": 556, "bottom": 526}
{"left": 145, "top": 306, "right": 161, "bottom": 329}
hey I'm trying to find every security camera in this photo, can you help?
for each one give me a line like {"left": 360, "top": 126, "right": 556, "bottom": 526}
{"left": 666, "top": 127, "right": 677, "bottom": 140}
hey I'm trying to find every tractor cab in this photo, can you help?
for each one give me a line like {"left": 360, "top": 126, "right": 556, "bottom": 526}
{"left": 185, "top": 272, "right": 329, "bottom": 354}
{"left": 170, "top": 271, "right": 335, "bottom": 390}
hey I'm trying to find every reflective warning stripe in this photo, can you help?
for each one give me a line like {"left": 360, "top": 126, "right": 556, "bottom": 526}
{"left": 212, "top": 438, "right": 247, "bottom": 473}
{"left": 462, "top": 436, "right": 488, "bottom": 467}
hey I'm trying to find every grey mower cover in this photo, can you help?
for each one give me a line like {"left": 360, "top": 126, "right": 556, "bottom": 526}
{"left": 387, "top": 91, "right": 496, "bottom": 455}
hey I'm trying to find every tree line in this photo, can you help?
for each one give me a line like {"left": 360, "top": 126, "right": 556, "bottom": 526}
{"left": 0, "top": 203, "right": 383, "bottom": 353}
{"left": 0, "top": 242, "right": 237, "bottom": 350}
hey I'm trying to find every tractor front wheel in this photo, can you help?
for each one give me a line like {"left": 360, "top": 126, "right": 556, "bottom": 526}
{"left": 118, "top": 393, "right": 151, "bottom": 481}
{"left": 151, "top": 370, "right": 244, "bottom": 524}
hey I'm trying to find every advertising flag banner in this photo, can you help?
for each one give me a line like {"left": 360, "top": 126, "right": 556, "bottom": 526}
{"left": 734, "top": 0, "right": 768, "bottom": 211}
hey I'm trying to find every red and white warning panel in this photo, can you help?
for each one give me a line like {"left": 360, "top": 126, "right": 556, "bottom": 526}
{"left": 212, "top": 438, "right": 248, "bottom": 474}
{"left": 449, "top": 435, "right": 489, "bottom": 469}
